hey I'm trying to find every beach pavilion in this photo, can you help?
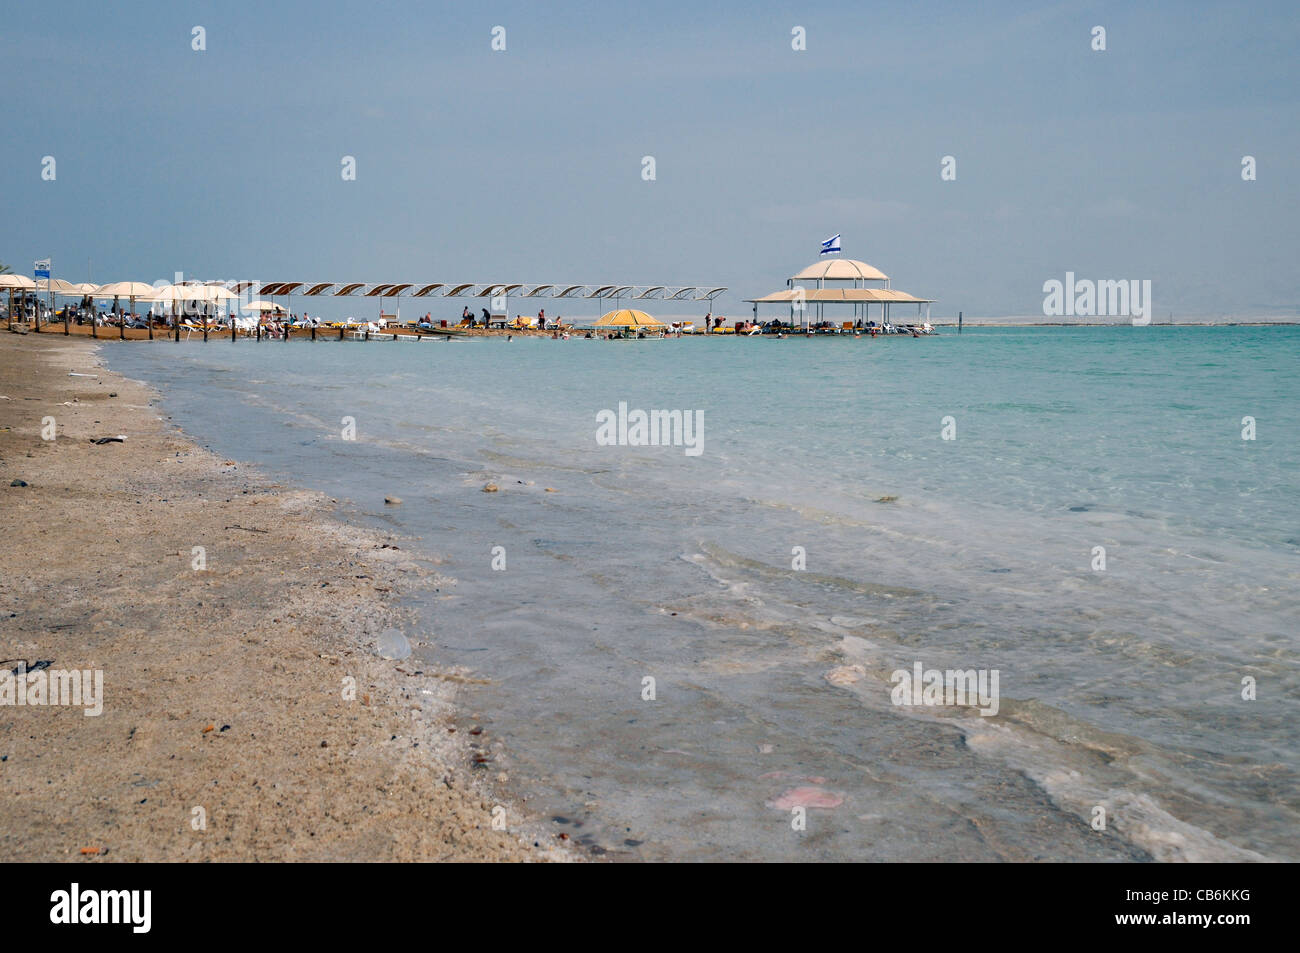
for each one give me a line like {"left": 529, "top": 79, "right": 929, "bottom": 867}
{"left": 745, "top": 258, "right": 933, "bottom": 331}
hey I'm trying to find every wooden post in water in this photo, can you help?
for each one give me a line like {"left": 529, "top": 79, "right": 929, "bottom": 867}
{"left": 311, "top": 325, "right": 316, "bottom": 341}
{"left": 958, "top": 311, "right": 962, "bottom": 334}
{"left": 339, "top": 327, "right": 344, "bottom": 341}
{"left": 231, "top": 322, "right": 236, "bottom": 342}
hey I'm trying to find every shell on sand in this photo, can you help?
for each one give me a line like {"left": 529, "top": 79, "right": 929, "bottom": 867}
{"left": 766, "top": 786, "right": 844, "bottom": 810}
{"left": 824, "top": 664, "right": 866, "bottom": 687}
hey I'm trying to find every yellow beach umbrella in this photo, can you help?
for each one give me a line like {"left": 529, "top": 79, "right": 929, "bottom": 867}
{"left": 594, "top": 308, "right": 664, "bottom": 328}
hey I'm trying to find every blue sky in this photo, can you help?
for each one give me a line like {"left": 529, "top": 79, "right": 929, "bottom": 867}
{"left": 2, "top": 0, "right": 1297, "bottom": 319}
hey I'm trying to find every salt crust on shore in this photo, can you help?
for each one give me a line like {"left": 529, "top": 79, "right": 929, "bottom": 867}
{"left": 0, "top": 333, "right": 575, "bottom": 862}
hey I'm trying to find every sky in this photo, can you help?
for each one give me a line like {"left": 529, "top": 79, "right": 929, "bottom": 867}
{"left": 2, "top": 0, "right": 1298, "bottom": 321}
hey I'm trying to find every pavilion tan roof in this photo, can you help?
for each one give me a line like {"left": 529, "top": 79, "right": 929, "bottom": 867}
{"left": 745, "top": 288, "right": 932, "bottom": 304}
{"left": 790, "top": 259, "right": 889, "bottom": 281}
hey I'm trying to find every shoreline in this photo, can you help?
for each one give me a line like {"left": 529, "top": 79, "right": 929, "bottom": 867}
{"left": 0, "top": 331, "right": 574, "bottom": 862}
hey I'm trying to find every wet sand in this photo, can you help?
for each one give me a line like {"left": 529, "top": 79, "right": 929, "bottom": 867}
{"left": 0, "top": 331, "right": 574, "bottom": 861}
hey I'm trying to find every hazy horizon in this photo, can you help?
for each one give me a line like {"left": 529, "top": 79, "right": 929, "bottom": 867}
{"left": 3, "top": 0, "right": 1297, "bottom": 322}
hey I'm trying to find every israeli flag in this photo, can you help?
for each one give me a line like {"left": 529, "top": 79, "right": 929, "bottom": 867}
{"left": 820, "top": 234, "right": 841, "bottom": 255}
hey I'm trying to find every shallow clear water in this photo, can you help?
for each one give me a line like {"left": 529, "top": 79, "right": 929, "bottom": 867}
{"left": 105, "top": 327, "right": 1300, "bottom": 861}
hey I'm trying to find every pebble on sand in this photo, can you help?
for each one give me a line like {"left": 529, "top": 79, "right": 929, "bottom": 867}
{"left": 384, "top": 496, "right": 402, "bottom": 505}
{"left": 482, "top": 483, "right": 498, "bottom": 493}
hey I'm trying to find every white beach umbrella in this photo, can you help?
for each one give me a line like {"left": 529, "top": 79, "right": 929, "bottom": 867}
{"left": 96, "top": 281, "right": 161, "bottom": 337}
{"left": 95, "top": 280, "right": 156, "bottom": 299}
{"left": 1, "top": 274, "right": 37, "bottom": 328}
{"left": 33, "top": 278, "right": 79, "bottom": 331}
{"left": 201, "top": 284, "right": 238, "bottom": 329}
{"left": 202, "top": 284, "right": 239, "bottom": 302}
{"left": 35, "top": 277, "right": 77, "bottom": 295}
{"left": 242, "top": 300, "right": 285, "bottom": 312}
{"left": 151, "top": 284, "right": 206, "bottom": 335}
{"left": 63, "top": 283, "right": 99, "bottom": 333}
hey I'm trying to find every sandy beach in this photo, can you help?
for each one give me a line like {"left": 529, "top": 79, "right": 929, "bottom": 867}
{"left": 0, "top": 331, "right": 573, "bottom": 862}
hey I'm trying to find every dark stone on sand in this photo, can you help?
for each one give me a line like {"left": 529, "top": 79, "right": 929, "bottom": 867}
{"left": 10, "top": 479, "right": 27, "bottom": 487}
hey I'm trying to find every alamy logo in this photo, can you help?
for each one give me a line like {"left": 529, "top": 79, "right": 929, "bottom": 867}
{"left": 890, "top": 661, "right": 1000, "bottom": 716}
{"left": 595, "top": 401, "right": 704, "bottom": 456}
{"left": 50, "top": 883, "right": 151, "bottom": 933}
{"left": 1, "top": 662, "right": 103, "bottom": 716}
{"left": 1042, "top": 272, "right": 1152, "bottom": 325}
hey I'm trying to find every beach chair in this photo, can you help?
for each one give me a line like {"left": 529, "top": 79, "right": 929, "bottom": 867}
{"left": 457, "top": 317, "right": 472, "bottom": 328}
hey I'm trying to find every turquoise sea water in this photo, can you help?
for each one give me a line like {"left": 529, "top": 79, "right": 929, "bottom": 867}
{"left": 105, "top": 326, "right": 1299, "bottom": 861}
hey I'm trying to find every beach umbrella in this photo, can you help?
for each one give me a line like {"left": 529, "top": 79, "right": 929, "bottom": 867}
{"left": 594, "top": 308, "right": 664, "bottom": 328}
{"left": 35, "top": 278, "right": 78, "bottom": 333}
{"left": 35, "top": 277, "right": 76, "bottom": 294}
{"left": 0, "top": 274, "right": 37, "bottom": 330}
{"left": 151, "top": 284, "right": 202, "bottom": 339}
{"left": 196, "top": 284, "right": 240, "bottom": 332}
{"left": 65, "top": 283, "right": 99, "bottom": 335}
{"left": 98, "top": 281, "right": 158, "bottom": 339}
{"left": 242, "top": 300, "right": 285, "bottom": 312}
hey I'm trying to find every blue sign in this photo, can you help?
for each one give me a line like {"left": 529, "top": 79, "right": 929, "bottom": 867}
{"left": 34, "top": 259, "right": 50, "bottom": 280}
